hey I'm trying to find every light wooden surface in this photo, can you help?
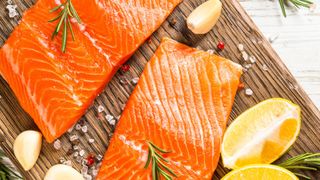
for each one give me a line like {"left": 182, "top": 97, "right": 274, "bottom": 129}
{"left": 240, "top": 0, "right": 320, "bottom": 109}
{"left": 0, "top": 0, "right": 320, "bottom": 179}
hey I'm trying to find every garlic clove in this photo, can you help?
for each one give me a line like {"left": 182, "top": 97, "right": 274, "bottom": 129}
{"left": 13, "top": 130, "right": 42, "bottom": 171}
{"left": 187, "top": 0, "right": 222, "bottom": 34}
{"left": 44, "top": 164, "right": 84, "bottom": 180}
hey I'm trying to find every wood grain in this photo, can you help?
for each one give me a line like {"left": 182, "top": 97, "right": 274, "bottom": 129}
{"left": 0, "top": 0, "right": 320, "bottom": 179}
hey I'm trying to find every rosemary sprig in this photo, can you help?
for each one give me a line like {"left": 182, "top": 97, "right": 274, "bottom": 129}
{"left": 277, "top": 153, "right": 320, "bottom": 179}
{"left": 144, "top": 141, "right": 177, "bottom": 180}
{"left": 49, "top": 0, "right": 81, "bottom": 53}
{"left": 0, "top": 151, "right": 22, "bottom": 180}
{"left": 279, "top": 0, "right": 313, "bottom": 17}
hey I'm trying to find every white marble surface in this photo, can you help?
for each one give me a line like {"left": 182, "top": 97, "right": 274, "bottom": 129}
{"left": 240, "top": 0, "right": 320, "bottom": 109}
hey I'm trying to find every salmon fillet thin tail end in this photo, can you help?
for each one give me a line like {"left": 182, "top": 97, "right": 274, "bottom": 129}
{"left": 0, "top": 0, "right": 182, "bottom": 142}
{"left": 97, "top": 37, "right": 242, "bottom": 179}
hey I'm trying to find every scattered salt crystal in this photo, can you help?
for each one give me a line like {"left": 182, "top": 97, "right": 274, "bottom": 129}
{"left": 75, "top": 124, "right": 82, "bottom": 131}
{"left": 207, "top": 49, "right": 215, "bottom": 54}
{"left": 7, "top": 0, "right": 13, "bottom": 4}
{"left": 79, "top": 149, "right": 86, "bottom": 156}
{"left": 76, "top": 156, "right": 83, "bottom": 163}
{"left": 249, "top": 56, "right": 256, "bottom": 63}
{"left": 238, "top": 44, "right": 244, "bottom": 51}
{"left": 6, "top": 4, "right": 18, "bottom": 18}
{"left": 81, "top": 165, "right": 89, "bottom": 175}
{"left": 245, "top": 88, "right": 253, "bottom": 96}
{"left": 70, "top": 135, "right": 78, "bottom": 141}
{"left": 92, "top": 169, "right": 99, "bottom": 177}
{"left": 131, "top": 77, "right": 139, "bottom": 84}
{"left": 73, "top": 145, "right": 80, "bottom": 150}
{"left": 109, "top": 119, "right": 116, "bottom": 126}
{"left": 73, "top": 151, "right": 79, "bottom": 157}
{"left": 59, "top": 157, "right": 66, "bottom": 163}
{"left": 88, "top": 138, "right": 95, "bottom": 144}
{"left": 105, "top": 114, "right": 114, "bottom": 121}
{"left": 97, "top": 105, "right": 104, "bottom": 113}
{"left": 9, "top": 11, "right": 18, "bottom": 18}
{"left": 242, "top": 51, "right": 248, "bottom": 61}
{"left": 63, "top": 160, "right": 72, "bottom": 166}
{"left": 119, "top": 76, "right": 128, "bottom": 84}
{"left": 53, "top": 139, "right": 61, "bottom": 150}
{"left": 81, "top": 125, "right": 88, "bottom": 133}
{"left": 262, "top": 64, "right": 268, "bottom": 71}
{"left": 244, "top": 64, "right": 252, "bottom": 69}
{"left": 268, "top": 34, "right": 279, "bottom": 43}
{"left": 96, "top": 154, "right": 103, "bottom": 161}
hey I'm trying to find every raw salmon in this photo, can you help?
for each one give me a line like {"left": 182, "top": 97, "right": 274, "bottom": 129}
{"left": 97, "top": 38, "right": 242, "bottom": 179}
{"left": 0, "top": 0, "right": 181, "bottom": 142}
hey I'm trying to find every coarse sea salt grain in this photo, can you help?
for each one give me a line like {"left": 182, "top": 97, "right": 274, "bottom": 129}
{"left": 249, "top": 56, "right": 256, "bottom": 63}
{"left": 53, "top": 139, "right": 61, "bottom": 150}
{"left": 6, "top": 4, "right": 18, "bottom": 18}
{"left": 245, "top": 88, "right": 253, "bottom": 96}
{"left": 105, "top": 114, "right": 114, "bottom": 121}
{"left": 242, "top": 51, "right": 248, "bottom": 61}
{"left": 70, "top": 134, "right": 78, "bottom": 141}
{"left": 109, "top": 119, "right": 116, "bottom": 126}
{"left": 131, "top": 77, "right": 139, "bottom": 84}
{"left": 262, "top": 64, "right": 268, "bottom": 71}
{"left": 81, "top": 125, "right": 88, "bottom": 133}
{"left": 88, "top": 138, "right": 95, "bottom": 144}
{"left": 79, "top": 149, "right": 86, "bottom": 156}
{"left": 97, "top": 105, "right": 104, "bottom": 113}
{"left": 75, "top": 124, "right": 82, "bottom": 131}
{"left": 238, "top": 44, "right": 244, "bottom": 51}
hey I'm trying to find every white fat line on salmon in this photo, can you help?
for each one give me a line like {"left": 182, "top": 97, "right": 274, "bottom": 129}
{"left": 224, "top": 106, "right": 300, "bottom": 167}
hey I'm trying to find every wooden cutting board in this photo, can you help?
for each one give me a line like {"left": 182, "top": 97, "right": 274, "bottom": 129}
{"left": 1, "top": 0, "right": 320, "bottom": 179}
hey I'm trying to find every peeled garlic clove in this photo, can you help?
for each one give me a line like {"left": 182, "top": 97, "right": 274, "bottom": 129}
{"left": 44, "top": 164, "right": 84, "bottom": 180}
{"left": 13, "top": 130, "right": 42, "bottom": 171}
{"left": 187, "top": 0, "right": 222, "bottom": 34}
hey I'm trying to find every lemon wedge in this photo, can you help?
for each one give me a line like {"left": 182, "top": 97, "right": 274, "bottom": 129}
{"left": 221, "top": 98, "right": 301, "bottom": 169}
{"left": 222, "top": 164, "right": 298, "bottom": 180}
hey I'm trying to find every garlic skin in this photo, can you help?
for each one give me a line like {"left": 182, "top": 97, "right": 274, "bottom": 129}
{"left": 44, "top": 164, "right": 84, "bottom": 180}
{"left": 13, "top": 130, "right": 42, "bottom": 171}
{"left": 187, "top": 0, "right": 222, "bottom": 34}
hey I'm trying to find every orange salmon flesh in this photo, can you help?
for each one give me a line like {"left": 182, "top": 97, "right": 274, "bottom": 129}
{"left": 0, "top": 0, "right": 181, "bottom": 142}
{"left": 97, "top": 38, "right": 242, "bottom": 179}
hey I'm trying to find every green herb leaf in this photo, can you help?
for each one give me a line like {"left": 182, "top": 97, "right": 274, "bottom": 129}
{"left": 277, "top": 153, "right": 320, "bottom": 179}
{"left": 279, "top": 0, "right": 313, "bottom": 17}
{"left": 49, "top": 0, "right": 82, "bottom": 53}
{"left": 144, "top": 141, "right": 177, "bottom": 180}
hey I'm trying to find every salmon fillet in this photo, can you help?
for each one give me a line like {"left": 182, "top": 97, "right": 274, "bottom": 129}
{"left": 0, "top": 0, "right": 181, "bottom": 142}
{"left": 97, "top": 38, "right": 242, "bottom": 179}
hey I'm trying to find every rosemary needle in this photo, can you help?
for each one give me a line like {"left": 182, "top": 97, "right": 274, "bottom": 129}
{"left": 49, "top": 0, "right": 81, "bottom": 53}
{"left": 277, "top": 153, "right": 320, "bottom": 179}
{"left": 144, "top": 141, "right": 177, "bottom": 180}
{"left": 279, "top": 0, "right": 313, "bottom": 17}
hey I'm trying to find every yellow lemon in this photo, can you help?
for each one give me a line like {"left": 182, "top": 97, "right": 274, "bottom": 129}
{"left": 222, "top": 164, "right": 298, "bottom": 180}
{"left": 221, "top": 98, "right": 301, "bottom": 169}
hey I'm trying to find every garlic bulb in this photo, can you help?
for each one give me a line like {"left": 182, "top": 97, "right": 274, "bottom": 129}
{"left": 44, "top": 164, "right": 84, "bottom": 180}
{"left": 187, "top": 0, "right": 222, "bottom": 34}
{"left": 13, "top": 130, "right": 42, "bottom": 171}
